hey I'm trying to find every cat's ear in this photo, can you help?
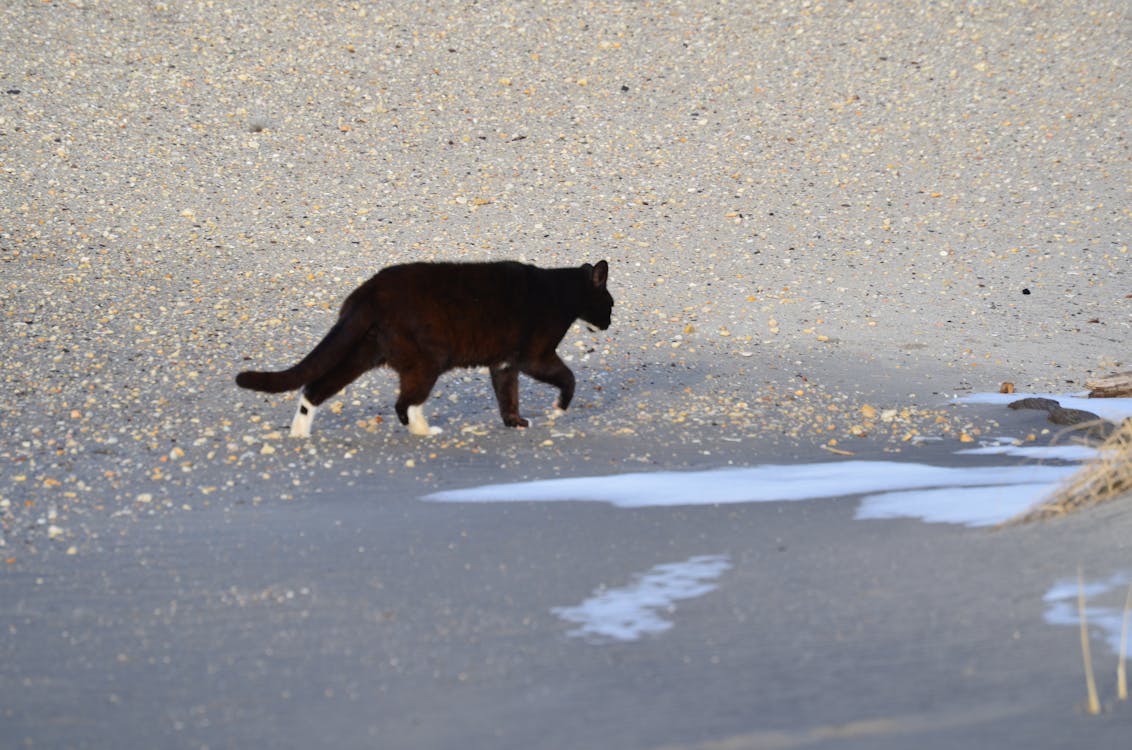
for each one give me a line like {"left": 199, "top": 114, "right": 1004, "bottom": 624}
{"left": 589, "top": 260, "right": 608, "bottom": 289}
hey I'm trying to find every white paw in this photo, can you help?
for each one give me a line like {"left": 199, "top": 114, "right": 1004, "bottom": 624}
{"left": 406, "top": 405, "right": 441, "bottom": 436}
{"left": 290, "top": 396, "right": 316, "bottom": 438}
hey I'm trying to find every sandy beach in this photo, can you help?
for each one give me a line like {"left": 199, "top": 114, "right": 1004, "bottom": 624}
{"left": 1, "top": 1, "right": 1129, "bottom": 748}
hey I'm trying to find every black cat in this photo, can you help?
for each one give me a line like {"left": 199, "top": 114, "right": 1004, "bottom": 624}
{"left": 236, "top": 260, "right": 613, "bottom": 437}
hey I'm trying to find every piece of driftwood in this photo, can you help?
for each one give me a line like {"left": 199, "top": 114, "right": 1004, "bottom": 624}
{"left": 1008, "top": 397, "right": 1114, "bottom": 440}
{"left": 1086, "top": 371, "right": 1132, "bottom": 399}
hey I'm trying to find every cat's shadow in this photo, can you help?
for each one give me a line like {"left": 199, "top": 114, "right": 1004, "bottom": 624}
{"left": 302, "top": 358, "right": 716, "bottom": 439}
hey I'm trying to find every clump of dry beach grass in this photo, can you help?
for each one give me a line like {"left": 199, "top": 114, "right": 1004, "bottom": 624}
{"left": 1010, "top": 418, "right": 1132, "bottom": 524}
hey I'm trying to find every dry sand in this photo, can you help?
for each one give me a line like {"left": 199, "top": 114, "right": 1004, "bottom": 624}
{"left": 2, "top": 0, "right": 1126, "bottom": 542}
{"left": 1, "top": 2, "right": 1129, "bottom": 748}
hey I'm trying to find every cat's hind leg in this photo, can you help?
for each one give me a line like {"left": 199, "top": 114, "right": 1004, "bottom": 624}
{"left": 290, "top": 394, "right": 318, "bottom": 438}
{"left": 291, "top": 349, "right": 377, "bottom": 437}
{"left": 395, "top": 367, "right": 442, "bottom": 436}
{"left": 405, "top": 405, "right": 441, "bottom": 436}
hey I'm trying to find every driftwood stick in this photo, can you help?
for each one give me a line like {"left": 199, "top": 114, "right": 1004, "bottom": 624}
{"left": 1086, "top": 371, "right": 1132, "bottom": 399}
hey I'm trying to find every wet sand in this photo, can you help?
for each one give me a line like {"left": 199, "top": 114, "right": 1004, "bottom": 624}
{"left": 4, "top": 437, "right": 1132, "bottom": 749}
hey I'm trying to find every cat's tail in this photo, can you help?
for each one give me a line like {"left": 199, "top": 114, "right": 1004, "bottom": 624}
{"left": 236, "top": 312, "right": 369, "bottom": 394}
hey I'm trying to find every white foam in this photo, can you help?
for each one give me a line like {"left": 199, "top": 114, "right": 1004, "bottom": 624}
{"left": 1043, "top": 572, "right": 1132, "bottom": 655}
{"left": 854, "top": 482, "right": 1066, "bottom": 527}
{"left": 958, "top": 393, "right": 1132, "bottom": 422}
{"left": 957, "top": 444, "right": 1098, "bottom": 461}
{"left": 551, "top": 554, "right": 731, "bottom": 643}
{"left": 425, "top": 461, "right": 1076, "bottom": 521}
{"left": 423, "top": 391, "right": 1125, "bottom": 527}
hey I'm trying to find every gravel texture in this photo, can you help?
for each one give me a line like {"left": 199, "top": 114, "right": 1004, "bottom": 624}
{"left": 3, "top": 0, "right": 1126, "bottom": 549}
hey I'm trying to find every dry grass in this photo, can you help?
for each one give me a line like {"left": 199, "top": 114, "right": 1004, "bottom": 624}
{"left": 1007, "top": 418, "right": 1132, "bottom": 524}
{"left": 1078, "top": 568, "right": 1102, "bottom": 715}
{"left": 1120, "top": 582, "right": 1131, "bottom": 702}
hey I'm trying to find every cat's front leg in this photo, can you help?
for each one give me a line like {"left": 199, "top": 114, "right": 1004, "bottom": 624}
{"left": 490, "top": 362, "right": 529, "bottom": 428}
{"left": 524, "top": 355, "right": 575, "bottom": 413}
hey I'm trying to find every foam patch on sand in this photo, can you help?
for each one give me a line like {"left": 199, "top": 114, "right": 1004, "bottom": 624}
{"left": 956, "top": 444, "right": 1099, "bottom": 461}
{"left": 1044, "top": 571, "right": 1132, "bottom": 655}
{"left": 425, "top": 394, "right": 1132, "bottom": 527}
{"left": 425, "top": 461, "right": 1080, "bottom": 526}
{"left": 551, "top": 554, "right": 731, "bottom": 643}
{"left": 853, "top": 483, "right": 1060, "bottom": 527}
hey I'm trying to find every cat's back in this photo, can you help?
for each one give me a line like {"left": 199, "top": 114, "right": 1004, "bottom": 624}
{"left": 377, "top": 259, "right": 526, "bottom": 282}
{"left": 372, "top": 260, "right": 531, "bottom": 303}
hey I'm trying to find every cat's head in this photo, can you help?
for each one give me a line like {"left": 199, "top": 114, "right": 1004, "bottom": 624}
{"left": 580, "top": 260, "right": 613, "bottom": 330}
